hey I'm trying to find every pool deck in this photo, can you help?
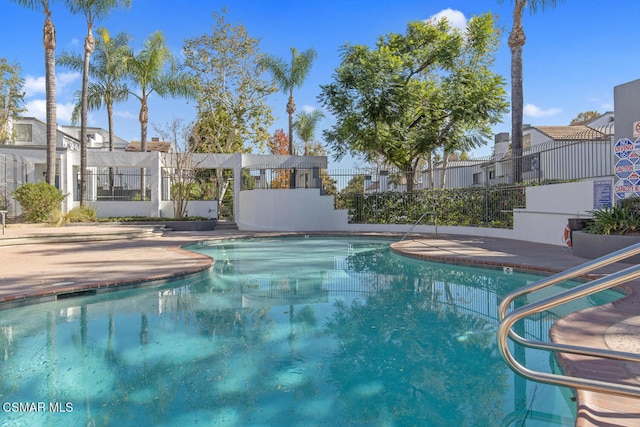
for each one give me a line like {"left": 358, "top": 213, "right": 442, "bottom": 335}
{"left": 0, "top": 224, "right": 639, "bottom": 426}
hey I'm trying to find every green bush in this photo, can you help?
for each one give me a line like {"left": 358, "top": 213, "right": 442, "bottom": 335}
{"left": 338, "top": 185, "right": 525, "bottom": 229}
{"left": 585, "top": 202, "right": 640, "bottom": 235}
{"left": 57, "top": 205, "right": 97, "bottom": 225}
{"left": 12, "top": 181, "right": 65, "bottom": 223}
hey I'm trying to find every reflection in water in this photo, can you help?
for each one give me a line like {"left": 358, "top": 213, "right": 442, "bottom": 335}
{"left": 0, "top": 237, "right": 609, "bottom": 426}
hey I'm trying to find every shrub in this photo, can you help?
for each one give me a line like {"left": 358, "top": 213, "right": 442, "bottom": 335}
{"left": 12, "top": 181, "right": 65, "bottom": 223}
{"left": 585, "top": 202, "right": 640, "bottom": 235}
{"left": 57, "top": 205, "right": 97, "bottom": 225}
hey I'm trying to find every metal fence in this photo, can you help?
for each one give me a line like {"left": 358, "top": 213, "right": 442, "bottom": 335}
{"left": 334, "top": 185, "right": 525, "bottom": 227}
{"left": 241, "top": 132, "right": 614, "bottom": 228}
{"left": 0, "top": 153, "right": 33, "bottom": 218}
{"left": 86, "top": 168, "right": 150, "bottom": 201}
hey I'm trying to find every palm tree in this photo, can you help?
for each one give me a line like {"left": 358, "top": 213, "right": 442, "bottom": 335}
{"left": 12, "top": 0, "right": 57, "bottom": 185}
{"left": 58, "top": 28, "right": 130, "bottom": 195}
{"left": 261, "top": 47, "right": 317, "bottom": 155}
{"left": 293, "top": 109, "right": 324, "bottom": 156}
{"left": 125, "top": 31, "right": 195, "bottom": 199}
{"left": 505, "top": 0, "right": 563, "bottom": 183}
{"left": 65, "top": 0, "right": 130, "bottom": 204}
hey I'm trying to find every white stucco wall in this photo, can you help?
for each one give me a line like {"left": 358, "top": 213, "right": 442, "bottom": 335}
{"left": 238, "top": 189, "right": 348, "bottom": 231}
{"left": 238, "top": 179, "right": 609, "bottom": 247}
{"left": 511, "top": 179, "right": 611, "bottom": 246}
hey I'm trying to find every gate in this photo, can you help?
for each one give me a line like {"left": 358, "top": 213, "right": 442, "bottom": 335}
{"left": 0, "top": 153, "right": 33, "bottom": 218}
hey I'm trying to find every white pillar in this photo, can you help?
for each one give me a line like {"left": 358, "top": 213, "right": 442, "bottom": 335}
{"left": 379, "top": 170, "right": 389, "bottom": 192}
{"left": 234, "top": 153, "right": 243, "bottom": 223}
{"left": 149, "top": 151, "right": 161, "bottom": 217}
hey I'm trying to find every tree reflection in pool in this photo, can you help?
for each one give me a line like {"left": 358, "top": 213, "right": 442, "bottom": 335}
{"left": 0, "top": 237, "right": 617, "bottom": 426}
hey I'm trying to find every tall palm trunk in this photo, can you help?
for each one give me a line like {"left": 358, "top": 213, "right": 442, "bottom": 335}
{"left": 140, "top": 96, "right": 148, "bottom": 152}
{"left": 44, "top": 13, "right": 56, "bottom": 186}
{"left": 287, "top": 90, "right": 296, "bottom": 188}
{"left": 286, "top": 91, "right": 295, "bottom": 154}
{"left": 79, "top": 28, "right": 95, "bottom": 205}
{"left": 139, "top": 96, "right": 148, "bottom": 200}
{"left": 107, "top": 102, "right": 115, "bottom": 197}
{"left": 509, "top": 0, "right": 526, "bottom": 184}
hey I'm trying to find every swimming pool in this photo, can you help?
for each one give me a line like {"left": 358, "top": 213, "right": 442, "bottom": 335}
{"left": 0, "top": 236, "right": 620, "bottom": 426}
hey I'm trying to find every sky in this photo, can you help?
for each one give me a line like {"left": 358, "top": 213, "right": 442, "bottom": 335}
{"left": 1, "top": 0, "right": 639, "bottom": 168}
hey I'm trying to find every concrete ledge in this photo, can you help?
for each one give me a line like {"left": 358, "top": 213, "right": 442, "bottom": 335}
{"left": 0, "top": 224, "right": 164, "bottom": 246}
{"left": 122, "top": 220, "right": 217, "bottom": 231}
{"left": 572, "top": 231, "right": 640, "bottom": 263}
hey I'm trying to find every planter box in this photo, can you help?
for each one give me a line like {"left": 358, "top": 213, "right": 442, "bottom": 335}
{"left": 572, "top": 230, "right": 640, "bottom": 263}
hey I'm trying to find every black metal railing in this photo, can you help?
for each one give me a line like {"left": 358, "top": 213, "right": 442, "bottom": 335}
{"left": 240, "top": 132, "right": 613, "bottom": 228}
{"left": 0, "top": 153, "right": 34, "bottom": 217}
{"left": 87, "top": 169, "right": 150, "bottom": 201}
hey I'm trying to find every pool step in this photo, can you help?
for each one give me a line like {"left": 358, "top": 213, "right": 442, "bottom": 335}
{"left": 0, "top": 224, "right": 164, "bottom": 246}
{"left": 215, "top": 220, "right": 238, "bottom": 230}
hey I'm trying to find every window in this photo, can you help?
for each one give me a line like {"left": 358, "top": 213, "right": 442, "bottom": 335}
{"left": 523, "top": 153, "right": 540, "bottom": 172}
{"left": 473, "top": 172, "right": 482, "bottom": 185}
{"left": 15, "top": 124, "right": 32, "bottom": 142}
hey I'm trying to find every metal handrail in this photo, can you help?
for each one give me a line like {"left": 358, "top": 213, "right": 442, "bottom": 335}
{"left": 401, "top": 211, "right": 436, "bottom": 241}
{"left": 497, "top": 242, "right": 640, "bottom": 398}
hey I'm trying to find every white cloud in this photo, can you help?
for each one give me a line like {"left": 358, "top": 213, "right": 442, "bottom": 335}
{"left": 24, "top": 72, "right": 81, "bottom": 99}
{"left": 56, "top": 102, "right": 76, "bottom": 123}
{"left": 24, "top": 99, "right": 76, "bottom": 123}
{"left": 24, "top": 75, "right": 46, "bottom": 96}
{"left": 428, "top": 8, "right": 467, "bottom": 30}
{"left": 57, "top": 71, "right": 81, "bottom": 91}
{"left": 524, "top": 103, "right": 562, "bottom": 118}
{"left": 114, "top": 110, "right": 136, "bottom": 120}
{"left": 25, "top": 99, "right": 46, "bottom": 120}
{"left": 302, "top": 105, "right": 321, "bottom": 113}
{"left": 588, "top": 95, "right": 613, "bottom": 112}
{"left": 601, "top": 102, "right": 613, "bottom": 111}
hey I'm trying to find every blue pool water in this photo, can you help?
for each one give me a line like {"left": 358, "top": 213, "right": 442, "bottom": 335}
{"left": 0, "top": 237, "right": 620, "bottom": 426}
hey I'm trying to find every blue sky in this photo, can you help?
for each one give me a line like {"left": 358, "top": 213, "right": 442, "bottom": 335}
{"left": 2, "top": 0, "right": 639, "bottom": 167}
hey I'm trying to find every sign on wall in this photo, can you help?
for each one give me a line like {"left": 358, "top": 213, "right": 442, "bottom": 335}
{"left": 614, "top": 138, "right": 640, "bottom": 199}
{"left": 593, "top": 180, "right": 612, "bottom": 209}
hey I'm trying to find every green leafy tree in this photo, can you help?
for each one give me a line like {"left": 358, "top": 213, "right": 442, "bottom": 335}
{"left": 570, "top": 110, "right": 600, "bottom": 125}
{"left": 11, "top": 0, "right": 57, "bottom": 185}
{"left": 0, "top": 58, "right": 26, "bottom": 143}
{"left": 183, "top": 10, "right": 274, "bottom": 216}
{"left": 503, "top": 0, "right": 564, "bottom": 183}
{"left": 293, "top": 109, "right": 325, "bottom": 156}
{"left": 320, "top": 13, "right": 508, "bottom": 191}
{"left": 261, "top": 47, "right": 317, "bottom": 154}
